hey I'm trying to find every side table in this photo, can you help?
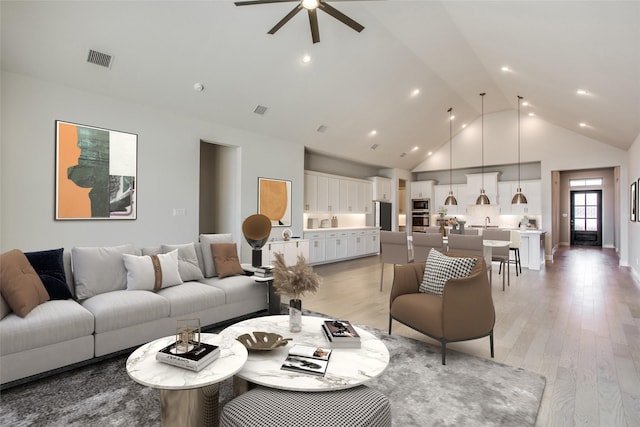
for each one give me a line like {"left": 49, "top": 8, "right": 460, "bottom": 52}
{"left": 126, "top": 333, "right": 247, "bottom": 427}
{"left": 241, "top": 264, "right": 281, "bottom": 314}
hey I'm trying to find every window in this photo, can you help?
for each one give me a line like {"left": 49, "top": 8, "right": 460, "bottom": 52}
{"left": 569, "top": 178, "right": 603, "bottom": 187}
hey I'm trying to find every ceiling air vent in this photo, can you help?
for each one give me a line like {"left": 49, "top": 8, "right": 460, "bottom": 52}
{"left": 317, "top": 125, "right": 328, "bottom": 133}
{"left": 253, "top": 105, "right": 268, "bottom": 115}
{"left": 370, "top": 144, "right": 379, "bottom": 150}
{"left": 87, "top": 49, "right": 113, "bottom": 68}
{"left": 400, "top": 152, "right": 407, "bottom": 158}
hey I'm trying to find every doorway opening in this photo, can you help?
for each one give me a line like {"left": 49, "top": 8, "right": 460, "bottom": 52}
{"left": 570, "top": 190, "right": 602, "bottom": 246}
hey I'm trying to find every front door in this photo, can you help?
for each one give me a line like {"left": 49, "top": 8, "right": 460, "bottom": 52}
{"left": 570, "top": 190, "right": 602, "bottom": 246}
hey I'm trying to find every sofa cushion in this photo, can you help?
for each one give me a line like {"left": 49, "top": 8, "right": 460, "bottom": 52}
{"left": 199, "top": 274, "right": 265, "bottom": 305}
{"left": 123, "top": 250, "right": 183, "bottom": 291}
{"left": 72, "top": 244, "right": 136, "bottom": 299}
{"left": 161, "top": 243, "right": 205, "bottom": 282}
{"left": 211, "top": 243, "right": 244, "bottom": 279}
{"left": 0, "top": 293, "right": 11, "bottom": 319}
{"left": 81, "top": 290, "right": 170, "bottom": 334}
{"left": 0, "top": 300, "right": 94, "bottom": 355}
{"left": 156, "top": 282, "right": 226, "bottom": 317}
{"left": 24, "top": 248, "right": 73, "bottom": 300}
{"left": 199, "top": 234, "right": 233, "bottom": 278}
{"left": 0, "top": 249, "right": 50, "bottom": 317}
{"left": 419, "top": 249, "right": 477, "bottom": 296}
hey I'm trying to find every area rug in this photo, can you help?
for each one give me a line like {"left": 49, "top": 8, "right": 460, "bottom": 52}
{"left": 0, "top": 314, "right": 545, "bottom": 426}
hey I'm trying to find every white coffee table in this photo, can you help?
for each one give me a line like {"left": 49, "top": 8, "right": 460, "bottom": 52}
{"left": 219, "top": 315, "right": 389, "bottom": 392}
{"left": 126, "top": 333, "right": 247, "bottom": 427}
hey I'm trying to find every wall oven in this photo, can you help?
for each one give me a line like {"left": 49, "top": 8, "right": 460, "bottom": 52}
{"left": 412, "top": 212, "right": 430, "bottom": 232}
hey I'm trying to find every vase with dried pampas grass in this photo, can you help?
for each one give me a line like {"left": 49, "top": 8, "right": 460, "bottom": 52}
{"left": 272, "top": 252, "right": 321, "bottom": 332}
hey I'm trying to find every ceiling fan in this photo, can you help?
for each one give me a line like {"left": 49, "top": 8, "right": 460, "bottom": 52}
{"left": 234, "top": 0, "right": 365, "bottom": 44}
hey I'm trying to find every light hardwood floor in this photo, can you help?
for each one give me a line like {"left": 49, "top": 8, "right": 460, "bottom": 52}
{"left": 303, "top": 246, "right": 640, "bottom": 426}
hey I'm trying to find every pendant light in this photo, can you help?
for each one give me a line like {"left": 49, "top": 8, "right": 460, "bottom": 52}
{"left": 444, "top": 107, "right": 458, "bottom": 206}
{"left": 512, "top": 95, "right": 528, "bottom": 204}
{"left": 476, "top": 92, "right": 490, "bottom": 205}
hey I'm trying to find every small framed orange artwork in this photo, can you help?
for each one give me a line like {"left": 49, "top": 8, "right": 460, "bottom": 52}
{"left": 55, "top": 120, "right": 137, "bottom": 220}
{"left": 258, "top": 177, "right": 291, "bottom": 227}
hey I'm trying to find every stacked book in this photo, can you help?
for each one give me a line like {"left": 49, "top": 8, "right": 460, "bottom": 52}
{"left": 156, "top": 341, "right": 220, "bottom": 372}
{"left": 280, "top": 344, "right": 332, "bottom": 376}
{"left": 321, "top": 319, "right": 361, "bottom": 348}
{"left": 252, "top": 265, "right": 273, "bottom": 278}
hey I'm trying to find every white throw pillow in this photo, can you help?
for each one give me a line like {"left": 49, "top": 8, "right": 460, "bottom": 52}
{"left": 199, "top": 234, "right": 233, "bottom": 278}
{"left": 123, "top": 250, "right": 183, "bottom": 291}
{"left": 72, "top": 244, "right": 136, "bottom": 299}
{"left": 419, "top": 249, "right": 477, "bottom": 296}
{"left": 161, "top": 243, "right": 204, "bottom": 282}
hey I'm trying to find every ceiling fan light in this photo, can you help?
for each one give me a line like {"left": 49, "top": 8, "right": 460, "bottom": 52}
{"left": 302, "top": 0, "right": 319, "bottom": 10}
{"left": 476, "top": 189, "right": 490, "bottom": 205}
{"left": 511, "top": 189, "right": 528, "bottom": 205}
{"left": 444, "top": 191, "right": 458, "bottom": 206}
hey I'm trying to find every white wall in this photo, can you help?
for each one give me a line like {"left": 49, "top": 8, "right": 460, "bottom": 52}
{"left": 1, "top": 72, "right": 304, "bottom": 264}
{"left": 628, "top": 133, "right": 640, "bottom": 283}
{"left": 414, "top": 110, "right": 630, "bottom": 266}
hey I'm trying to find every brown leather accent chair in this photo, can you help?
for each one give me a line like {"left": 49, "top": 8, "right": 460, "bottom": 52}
{"left": 388, "top": 253, "right": 495, "bottom": 365}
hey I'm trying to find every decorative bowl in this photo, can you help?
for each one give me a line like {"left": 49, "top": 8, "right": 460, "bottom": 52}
{"left": 236, "top": 332, "right": 291, "bottom": 351}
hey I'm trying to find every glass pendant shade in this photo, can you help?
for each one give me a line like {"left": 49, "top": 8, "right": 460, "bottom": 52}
{"left": 445, "top": 191, "right": 458, "bottom": 206}
{"left": 476, "top": 189, "right": 490, "bottom": 205}
{"left": 512, "top": 95, "right": 528, "bottom": 205}
{"left": 511, "top": 188, "right": 528, "bottom": 204}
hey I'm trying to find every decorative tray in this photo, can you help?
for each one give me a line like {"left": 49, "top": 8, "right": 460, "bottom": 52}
{"left": 236, "top": 332, "right": 292, "bottom": 351}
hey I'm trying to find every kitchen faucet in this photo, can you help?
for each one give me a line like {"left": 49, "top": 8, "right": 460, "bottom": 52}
{"left": 484, "top": 216, "right": 491, "bottom": 229}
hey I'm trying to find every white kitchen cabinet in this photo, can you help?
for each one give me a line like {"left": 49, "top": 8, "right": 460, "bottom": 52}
{"left": 370, "top": 176, "right": 392, "bottom": 202}
{"left": 497, "top": 180, "right": 541, "bottom": 215}
{"left": 348, "top": 230, "right": 366, "bottom": 257}
{"left": 264, "top": 239, "right": 309, "bottom": 266}
{"left": 325, "top": 230, "right": 349, "bottom": 261}
{"left": 304, "top": 228, "right": 377, "bottom": 265}
{"left": 465, "top": 172, "right": 499, "bottom": 206}
{"left": 304, "top": 173, "right": 317, "bottom": 212}
{"left": 358, "top": 181, "right": 373, "bottom": 213}
{"left": 317, "top": 175, "right": 340, "bottom": 213}
{"left": 339, "top": 179, "right": 358, "bottom": 212}
{"left": 411, "top": 180, "right": 434, "bottom": 200}
{"left": 434, "top": 184, "right": 467, "bottom": 216}
{"left": 364, "top": 229, "right": 380, "bottom": 254}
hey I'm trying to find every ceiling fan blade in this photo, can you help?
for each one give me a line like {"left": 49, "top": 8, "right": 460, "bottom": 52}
{"left": 268, "top": 4, "right": 303, "bottom": 34}
{"left": 318, "top": 2, "right": 365, "bottom": 33}
{"left": 308, "top": 9, "right": 320, "bottom": 43}
{"left": 235, "top": 0, "right": 298, "bottom": 6}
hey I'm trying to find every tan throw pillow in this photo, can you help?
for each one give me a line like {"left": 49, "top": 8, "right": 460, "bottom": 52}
{"left": 0, "top": 249, "right": 50, "bottom": 317}
{"left": 211, "top": 243, "right": 244, "bottom": 279}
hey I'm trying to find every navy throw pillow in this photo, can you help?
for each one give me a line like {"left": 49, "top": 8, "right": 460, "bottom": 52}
{"left": 24, "top": 248, "right": 73, "bottom": 300}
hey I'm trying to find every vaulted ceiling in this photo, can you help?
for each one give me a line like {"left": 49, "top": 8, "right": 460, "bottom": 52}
{"left": 2, "top": 1, "right": 638, "bottom": 171}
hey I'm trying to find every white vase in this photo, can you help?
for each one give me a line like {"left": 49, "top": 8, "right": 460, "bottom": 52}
{"left": 289, "top": 299, "right": 302, "bottom": 332}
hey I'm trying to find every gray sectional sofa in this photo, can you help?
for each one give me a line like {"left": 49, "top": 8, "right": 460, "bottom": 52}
{"left": 0, "top": 234, "right": 268, "bottom": 386}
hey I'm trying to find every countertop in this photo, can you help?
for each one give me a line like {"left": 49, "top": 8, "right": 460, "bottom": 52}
{"left": 303, "top": 226, "right": 380, "bottom": 232}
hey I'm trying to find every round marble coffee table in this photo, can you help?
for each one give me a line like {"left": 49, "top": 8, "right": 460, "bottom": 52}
{"left": 219, "top": 315, "right": 389, "bottom": 392}
{"left": 126, "top": 333, "right": 247, "bottom": 427}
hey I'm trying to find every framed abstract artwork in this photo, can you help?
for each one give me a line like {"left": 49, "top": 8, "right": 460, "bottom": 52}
{"left": 258, "top": 177, "right": 292, "bottom": 227}
{"left": 631, "top": 181, "right": 637, "bottom": 222}
{"left": 55, "top": 120, "right": 137, "bottom": 220}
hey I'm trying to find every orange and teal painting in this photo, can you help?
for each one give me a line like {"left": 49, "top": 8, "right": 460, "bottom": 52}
{"left": 56, "top": 121, "right": 137, "bottom": 219}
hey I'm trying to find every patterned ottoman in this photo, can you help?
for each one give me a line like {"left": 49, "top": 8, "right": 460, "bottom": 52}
{"left": 220, "top": 385, "right": 392, "bottom": 427}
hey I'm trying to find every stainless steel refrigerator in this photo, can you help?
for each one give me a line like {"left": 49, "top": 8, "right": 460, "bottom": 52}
{"left": 375, "top": 202, "right": 392, "bottom": 231}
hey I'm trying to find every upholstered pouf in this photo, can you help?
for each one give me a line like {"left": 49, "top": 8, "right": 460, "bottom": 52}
{"left": 220, "top": 385, "right": 392, "bottom": 427}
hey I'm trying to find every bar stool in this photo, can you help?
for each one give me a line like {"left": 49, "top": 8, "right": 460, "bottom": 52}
{"left": 507, "top": 230, "right": 522, "bottom": 276}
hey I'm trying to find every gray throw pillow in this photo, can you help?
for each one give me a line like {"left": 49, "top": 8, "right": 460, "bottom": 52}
{"left": 199, "top": 234, "right": 233, "bottom": 278}
{"left": 161, "top": 243, "right": 204, "bottom": 282}
{"left": 419, "top": 249, "right": 477, "bottom": 296}
{"left": 72, "top": 244, "right": 136, "bottom": 299}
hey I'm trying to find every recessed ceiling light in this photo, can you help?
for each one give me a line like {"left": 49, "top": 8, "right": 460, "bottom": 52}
{"left": 302, "top": 54, "right": 311, "bottom": 63}
{"left": 193, "top": 82, "right": 204, "bottom": 92}
{"left": 369, "top": 130, "right": 377, "bottom": 136}
{"left": 410, "top": 88, "right": 420, "bottom": 97}
{"left": 576, "top": 89, "right": 589, "bottom": 95}
{"left": 521, "top": 101, "right": 529, "bottom": 107}
{"left": 411, "top": 146, "right": 419, "bottom": 152}
{"left": 528, "top": 112, "right": 535, "bottom": 117}
{"left": 579, "top": 122, "right": 588, "bottom": 127}
{"left": 449, "top": 115, "right": 455, "bottom": 121}
{"left": 427, "top": 151, "right": 433, "bottom": 156}
{"left": 501, "top": 66, "right": 511, "bottom": 72}
{"left": 462, "top": 124, "right": 467, "bottom": 128}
